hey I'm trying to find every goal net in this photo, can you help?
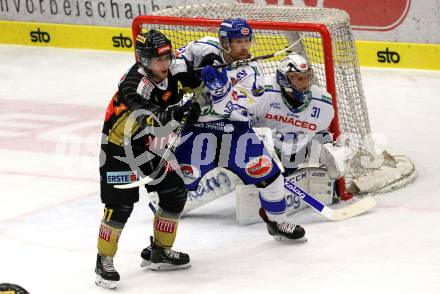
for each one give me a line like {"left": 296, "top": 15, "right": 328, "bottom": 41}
{"left": 132, "top": 3, "right": 415, "bottom": 199}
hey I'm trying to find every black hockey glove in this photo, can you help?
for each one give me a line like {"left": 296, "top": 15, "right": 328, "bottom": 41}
{"left": 199, "top": 53, "right": 223, "bottom": 68}
{"left": 155, "top": 102, "right": 201, "bottom": 126}
{"left": 182, "top": 102, "right": 201, "bottom": 125}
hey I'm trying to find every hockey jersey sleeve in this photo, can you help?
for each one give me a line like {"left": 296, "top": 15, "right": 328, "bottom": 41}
{"left": 248, "top": 84, "right": 273, "bottom": 126}
{"left": 177, "top": 36, "right": 223, "bottom": 69}
{"left": 117, "top": 62, "right": 199, "bottom": 130}
{"left": 209, "top": 61, "right": 266, "bottom": 120}
{"left": 117, "top": 64, "right": 161, "bottom": 130}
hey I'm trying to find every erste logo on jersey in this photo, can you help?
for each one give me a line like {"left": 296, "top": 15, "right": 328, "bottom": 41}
{"left": 106, "top": 171, "right": 138, "bottom": 184}
{"left": 245, "top": 155, "right": 273, "bottom": 178}
{"left": 137, "top": 77, "right": 155, "bottom": 99}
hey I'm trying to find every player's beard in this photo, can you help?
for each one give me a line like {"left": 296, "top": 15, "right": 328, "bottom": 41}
{"left": 238, "top": 50, "right": 250, "bottom": 60}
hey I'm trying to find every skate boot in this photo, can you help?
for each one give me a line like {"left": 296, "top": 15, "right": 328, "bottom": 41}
{"left": 140, "top": 245, "right": 152, "bottom": 268}
{"left": 259, "top": 208, "right": 307, "bottom": 242}
{"left": 147, "top": 236, "right": 191, "bottom": 271}
{"left": 95, "top": 254, "right": 120, "bottom": 289}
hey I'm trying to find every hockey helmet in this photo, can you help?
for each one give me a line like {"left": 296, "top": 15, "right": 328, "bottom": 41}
{"left": 276, "top": 53, "right": 313, "bottom": 105}
{"left": 219, "top": 18, "right": 253, "bottom": 44}
{"left": 135, "top": 30, "right": 174, "bottom": 68}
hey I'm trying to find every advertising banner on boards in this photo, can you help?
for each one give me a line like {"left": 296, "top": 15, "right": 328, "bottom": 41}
{"left": 1, "top": 0, "right": 439, "bottom": 43}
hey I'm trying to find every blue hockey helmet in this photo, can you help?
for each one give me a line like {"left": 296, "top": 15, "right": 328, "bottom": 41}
{"left": 218, "top": 18, "right": 253, "bottom": 45}
{"left": 276, "top": 53, "right": 313, "bottom": 105}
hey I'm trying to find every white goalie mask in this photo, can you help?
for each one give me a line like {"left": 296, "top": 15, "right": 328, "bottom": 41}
{"left": 276, "top": 53, "right": 313, "bottom": 105}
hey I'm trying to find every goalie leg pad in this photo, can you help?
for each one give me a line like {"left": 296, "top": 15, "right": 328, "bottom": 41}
{"left": 153, "top": 208, "right": 181, "bottom": 248}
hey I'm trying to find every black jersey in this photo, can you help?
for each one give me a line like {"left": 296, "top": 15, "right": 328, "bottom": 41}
{"left": 102, "top": 60, "right": 200, "bottom": 151}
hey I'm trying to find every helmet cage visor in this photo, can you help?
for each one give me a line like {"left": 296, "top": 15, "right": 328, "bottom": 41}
{"left": 276, "top": 67, "right": 313, "bottom": 104}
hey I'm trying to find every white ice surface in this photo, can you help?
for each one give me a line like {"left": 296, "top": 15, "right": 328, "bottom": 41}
{"left": 1, "top": 45, "right": 440, "bottom": 294}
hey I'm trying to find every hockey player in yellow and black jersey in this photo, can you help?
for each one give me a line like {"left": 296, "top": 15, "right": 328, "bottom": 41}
{"left": 95, "top": 30, "right": 201, "bottom": 289}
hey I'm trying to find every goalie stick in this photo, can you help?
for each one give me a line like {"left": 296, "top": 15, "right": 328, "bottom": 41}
{"left": 284, "top": 179, "right": 376, "bottom": 221}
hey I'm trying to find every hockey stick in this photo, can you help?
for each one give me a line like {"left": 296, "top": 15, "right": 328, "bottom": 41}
{"left": 194, "top": 38, "right": 302, "bottom": 70}
{"left": 284, "top": 179, "right": 376, "bottom": 221}
{"left": 114, "top": 87, "right": 204, "bottom": 190}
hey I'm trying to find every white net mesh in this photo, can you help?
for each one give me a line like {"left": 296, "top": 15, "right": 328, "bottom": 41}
{"left": 134, "top": 3, "right": 415, "bottom": 195}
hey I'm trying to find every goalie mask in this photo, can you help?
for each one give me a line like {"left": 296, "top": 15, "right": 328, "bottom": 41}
{"left": 276, "top": 53, "right": 313, "bottom": 106}
{"left": 135, "top": 30, "right": 174, "bottom": 69}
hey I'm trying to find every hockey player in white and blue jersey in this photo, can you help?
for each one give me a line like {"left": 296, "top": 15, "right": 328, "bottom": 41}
{"left": 174, "top": 19, "right": 307, "bottom": 241}
{"left": 250, "top": 53, "right": 338, "bottom": 176}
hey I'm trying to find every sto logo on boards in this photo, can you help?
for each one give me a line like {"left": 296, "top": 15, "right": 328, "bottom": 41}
{"left": 112, "top": 33, "right": 133, "bottom": 48}
{"left": 377, "top": 48, "right": 401, "bottom": 64}
{"left": 30, "top": 28, "right": 51, "bottom": 43}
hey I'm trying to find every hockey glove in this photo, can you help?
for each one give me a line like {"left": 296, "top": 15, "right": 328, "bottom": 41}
{"left": 201, "top": 65, "right": 231, "bottom": 103}
{"left": 199, "top": 53, "right": 224, "bottom": 68}
{"left": 180, "top": 101, "right": 201, "bottom": 125}
{"left": 155, "top": 104, "right": 184, "bottom": 126}
{"left": 155, "top": 102, "right": 201, "bottom": 126}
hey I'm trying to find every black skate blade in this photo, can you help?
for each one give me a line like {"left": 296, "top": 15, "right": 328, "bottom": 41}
{"left": 150, "top": 262, "right": 191, "bottom": 271}
{"left": 95, "top": 275, "right": 118, "bottom": 289}
{"left": 273, "top": 235, "right": 308, "bottom": 242}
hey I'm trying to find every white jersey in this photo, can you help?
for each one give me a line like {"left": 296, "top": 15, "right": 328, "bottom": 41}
{"left": 177, "top": 36, "right": 265, "bottom": 122}
{"left": 250, "top": 77, "right": 335, "bottom": 154}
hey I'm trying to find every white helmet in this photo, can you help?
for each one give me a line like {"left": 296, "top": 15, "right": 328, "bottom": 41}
{"left": 276, "top": 53, "right": 313, "bottom": 105}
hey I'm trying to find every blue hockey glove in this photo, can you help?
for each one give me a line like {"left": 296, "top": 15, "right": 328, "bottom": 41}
{"left": 201, "top": 65, "right": 231, "bottom": 103}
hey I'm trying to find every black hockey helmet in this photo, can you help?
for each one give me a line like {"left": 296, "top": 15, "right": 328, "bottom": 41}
{"left": 0, "top": 283, "right": 29, "bottom": 294}
{"left": 135, "top": 30, "right": 174, "bottom": 68}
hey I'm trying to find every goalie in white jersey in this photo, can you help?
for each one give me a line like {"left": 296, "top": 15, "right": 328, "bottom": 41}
{"left": 251, "top": 53, "right": 350, "bottom": 181}
{"left": 173, "top": 18, "right": 307, "bottom": 241}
